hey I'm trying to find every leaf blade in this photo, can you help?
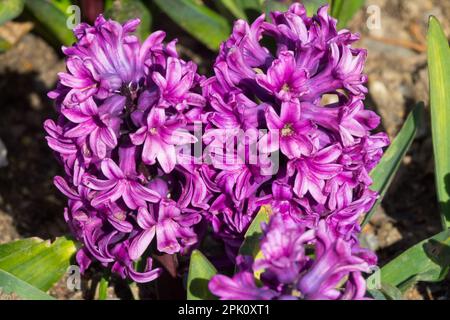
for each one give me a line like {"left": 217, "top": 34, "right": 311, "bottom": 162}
{"left": 238, "top": 205, "right": 270, "bottom": 258}
{"left": 104, "top": 0, "right": 152, "bottom": 41}
{"left": 367, "top": 229, "right": 450, "bottom": 290}
{"left": 427, "top": 16, "right": 450, "bottom": 228}
{"left": 0, "top": 269, "right": 55, "bottom": 300}
{"left": 363, "top": 103, "right": 423, "bottom": 226}
{"left": 0, "top": 0, "right": 25, "bottom": 25}
{"left": 24, "top": 0, "right": 75, "bottom": 46}
{"left": 187, "top": 249, "right": 217, "bottom": 300}
{"left": 330, "top": 0, "right": 364, "bottom": 29}
{"left": 0, "top": 236, "right": 77, "bottom": 291}
{"left": 217, "top": 0, "right": 247, "bottom": 19}
{"left": 153, "top": 0, "right": 230, "bottom": 51}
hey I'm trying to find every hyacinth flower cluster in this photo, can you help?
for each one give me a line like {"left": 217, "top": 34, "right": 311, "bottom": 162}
{"left": 44, "top": 16, "right": 207, "bottom": 281}
{"left": 201, "top": 3, "right": 388, "bottom": 256}
{"left": 45, "top": 3, "right": 389, "bottom": 299}
{"left": 209, "top": 213, "right": 377, "bottom": 300}
{"left": 202, "top": 3, "right": 389, "bottom": 299}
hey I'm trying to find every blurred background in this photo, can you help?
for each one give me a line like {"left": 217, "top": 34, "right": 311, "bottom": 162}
{"left": 0, "top": 0, "right": 449, "bottom": 299}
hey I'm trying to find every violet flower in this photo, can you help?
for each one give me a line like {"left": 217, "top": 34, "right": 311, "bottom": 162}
{"left": 201, "top": 3, "right": 388, "bottom": 299}
{"left": 45, "top": 16, "right": 206, "bottom": 283}
{"left": 129, "top": 179, "right": 202, "bottom": 259}
{"left": 82, "top": 146, "right": 160, "bottom": 209}
{"left": 256, "top": 51, "right": 308, "bottom": 101}
{"left": 130, "top": 107, "right": 196, "bottom": 173}
{"left": 263, "top": 101, "right": 315, "bottom": 158}
{"left": 209, "top": 213, "right": 376, "bottom": 300}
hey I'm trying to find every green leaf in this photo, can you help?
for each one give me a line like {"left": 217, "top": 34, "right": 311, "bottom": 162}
{"left": 362, "top": 103, "right": 423, "bottom": 226}
{"left": 97, "top": 276, "right": 108, "bottom": 300}
{"left": 50, "top": 0, "right": 72, "bottom": 13}
{"left": 379, "top": 283, "right": 403, "bottom": 300}
{"left": 24, "top": 0, "right": 75, "bottom": 46}
{"left": 330, "top": 0, "right": 364, "bottom": 29}
{"left": 0, "top": 237, "right": 77, "bottom": 291}
{"left": 367, "top": 229, "right": 450, "bottom": 291}
{"left": 427, "top": 16, "right": 450, "bottom": 229}
{"left": 0, "top": 269, "right": 55, "bottom": 300}
{"left": 217, "top": 0, "right": 247, "bottom": 19}
{"left": 153, "top": 0, "right": 230, "bottom": 51}
{"left": 367, "top": 283, "right": 403, "bottom": 300}
{"left": 232, "top": 0, "right": 263, "bottom": 14}
{"left": 0, "top": 37, "right": 11, "bottom": 52}
{"left": 238, "top": 206, "right": 270, "bottom": 258}
{"left": 104, "top": 0, "right": 152, "bottom": 41}
{"left": 263, "top": 0, "right": 288, "bottom": 15}
{"left": 367, "top": 289, "right": 387, "bottom": 300}
{"left": 303, "top": 0, "right": 327, "bottom": 16}
{"left": 187, "top": 250, "right": 217, "bottom": 300}
{"left": 0, "top": 0, "right": 25, "bottom": 25}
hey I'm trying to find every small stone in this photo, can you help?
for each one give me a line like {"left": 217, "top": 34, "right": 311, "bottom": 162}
{"left": 0, "top": 138, "right": 7, "bottom": 168}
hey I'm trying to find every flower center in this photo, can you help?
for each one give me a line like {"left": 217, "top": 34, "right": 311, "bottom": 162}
{"left": 114, "top": 211, "right": 126, "bottom": 221}
{"left": 281, "top": 123, "right": 294, "bottom": 137}
{"left": 282, "top": 83, "right": 290, "bottom": 92}
{"left": 149, "top": 127, "right": 157, "bottom": 135}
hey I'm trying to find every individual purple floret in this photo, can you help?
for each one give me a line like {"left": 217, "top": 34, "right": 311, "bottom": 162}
{"left": 45, "top": 16, "right": 207, "bottom": 282}
{"left": 201, "top": 3, "right": 389, "bottom": 260}
{"left": 209, "top": 213, "right": 377, "bottom": 300}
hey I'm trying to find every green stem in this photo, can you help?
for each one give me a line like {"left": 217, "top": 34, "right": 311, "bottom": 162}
{"left": 98, "top": 276, "right": 109, "bottom": 300}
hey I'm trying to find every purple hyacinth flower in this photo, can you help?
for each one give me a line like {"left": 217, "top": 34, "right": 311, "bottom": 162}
{"left": 83, "top": 146, "right": 160, "bottom": 209}
{"left": 256, "top": 51, "right": 308, "bottom": 101}
{"left": 209, "top": 212, "right": 377, "bottom": 300}
{"left": 46, "top": 15, "right": 208, "bottom": 285}
{"left": 53, "top": 16, "right": 162, "bottom": 105}
{"left": 254, "top": 214, "right": 314, "bottom": 284}
{"left": 199, "top": 3, "right": 389, "bottom": 277}
{"left": 152, "top": 57, "right": 206, "bottom": 109}
{"left": 262, "top": 101, "right": 315, "bottom": 158}
{"left": 130, "top": 107, "right": 197, "bottom": 173}
{"left": 297, "top": 220, "right": 375, "bottom": 300}
{"left": 63, "top": 97, "right": 123, "bottom": 158}
{"left": 129, "top": 199, "right": 201, "bottom": 259}
{"left": 288, "top": 144, "right": 343, "bottom": 204}
{"left": 209, "top": 272, "right": 278, "bottom": 300}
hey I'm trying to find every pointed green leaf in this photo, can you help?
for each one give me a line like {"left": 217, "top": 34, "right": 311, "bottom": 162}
{"left": 187, "top": 250, "right": 217, "bottom": 300}
{"left": 50, "top": 0, "right": 72, "bottom": 13}
{"left": 217, "top": 0, "right": 248, "bottom": 19}
{"left": 153, "top": 0, "right": 230, "bottom": 51}
{"left": 379, "top": 283, "right": 403, "bottom": 300}
{"left": 0, "top": 236, "right": 77, "bottom": 291}
{"left": 97, "top": 276, "right": 109, "bottom": 300}
{"left": 230, "top": 0, "right": 263, "bottom": 15}
{"left": 367, "top": 289, "right": 387, "bottom": 300}
{"left": 264, "top": 0, "right": 326, "bottom": 17}
{"left": 0, "top": 0, "right": 25, "bottom": 25}
{"left": 0, "top": 238, "right": 41, "bottom": 257}
{"left": 238, "top": 206, "right": 270, "bottom": 258}
{"left": 367, "top": 229, "right": 450, "bottom": 291}
{"left": 303, "top": 0, "right": 327, "bottom": 16}
{"left": 263, "top": 0, "right": 288, "bottom": 15}
{"left": 367, "top": 283, "right": 402, "bottom": 300}
{"left": 0, "top": 269, "right": 55, "bottom": 300}
{"left": 330, "top": 0, "right": 364, "bottom": 29}
{"left": 24, "top": 0, "right": 75, "bottom": 45}
{"left": 104, "top": 0, "right": 152, "bottom": 41}
{"left": 427, "top": 16, "right": 450, "bottom": 228}
{"left": 362, "top": 103, "right": 423, "bottom": 226}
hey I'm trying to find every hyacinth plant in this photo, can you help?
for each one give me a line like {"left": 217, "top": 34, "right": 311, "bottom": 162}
{"left": 0, "top": 0, "right": 449, "bottom": 301}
